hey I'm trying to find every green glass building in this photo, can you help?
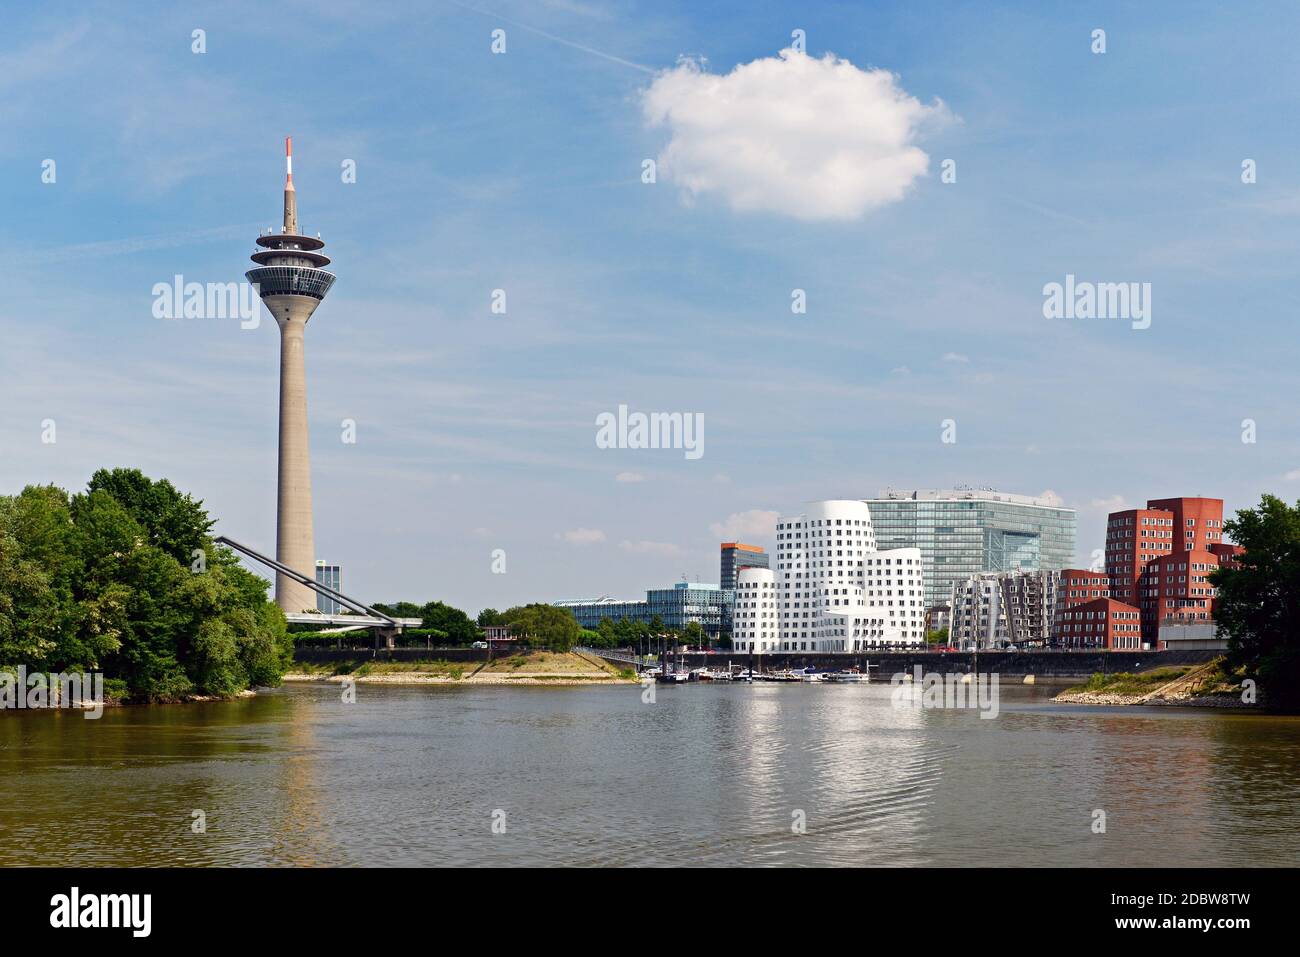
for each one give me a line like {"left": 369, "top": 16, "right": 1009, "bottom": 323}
{"left": 862, "top": 489, "right": 1077, "bottom": 609}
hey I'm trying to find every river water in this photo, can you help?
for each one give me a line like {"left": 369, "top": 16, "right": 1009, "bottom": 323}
{"left": 1, "top": 681, "right": 1297, "bottom": 867}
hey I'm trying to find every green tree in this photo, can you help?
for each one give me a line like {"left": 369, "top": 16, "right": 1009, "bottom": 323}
{"left": 373, "top": 601, "right": 423, "bottom": 619}
{"left": 501, "top": 604, "right": 581, "bottom": 651}
{"left": 85, "top": 468, "right": 212, "bottom": 566}
{"left": 1210, "top": 495, "right": 1300, "bottom": 710}
{"left": 420, "top": 601, "right": 480, "bottom": 645}
{"left": 477, "top": 607, "right": 506, "bottom": 627}
{"left": 0, "top": 471, "right": 289, "bottom": 702}
{"left": 682, "top": 621, "right": 704, "bottom": 646}
{"left": 595, "top": 617, "right": 617, "bottom": 648}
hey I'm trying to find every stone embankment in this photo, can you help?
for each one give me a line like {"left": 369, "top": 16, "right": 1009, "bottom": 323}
{"left": 1055, "top": 660, "right": 1258, "bottom": 709}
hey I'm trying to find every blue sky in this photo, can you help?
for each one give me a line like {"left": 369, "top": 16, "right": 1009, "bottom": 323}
{"left": 2, "top": 0, "right": 1298, "bottom": 614}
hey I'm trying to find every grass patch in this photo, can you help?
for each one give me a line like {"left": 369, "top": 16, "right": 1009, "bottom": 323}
{"left": 1075, "top": 666, "right": 1191, "bottom": 696}
{"left": 480, "top": 651, "right": 613, "bottom": 675}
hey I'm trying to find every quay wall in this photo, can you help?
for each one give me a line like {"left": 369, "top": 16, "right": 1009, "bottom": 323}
{"left": 595, "top": 649, "right": 1221, "bottom": 678}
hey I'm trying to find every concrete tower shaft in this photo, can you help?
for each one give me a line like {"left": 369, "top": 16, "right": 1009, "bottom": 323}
{"left": 246, "top": 138, "right": 336, "bottom": 613}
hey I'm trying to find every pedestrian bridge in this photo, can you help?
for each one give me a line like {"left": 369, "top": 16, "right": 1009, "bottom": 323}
{"left": 215, "top": 534, "right": 414, "bottom": 647}
{"left": 284, "top": 613, "right": 422, "bottom": 631}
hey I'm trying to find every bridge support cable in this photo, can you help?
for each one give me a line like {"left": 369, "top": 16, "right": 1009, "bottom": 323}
{"left": 213, "top": 535, "right": 403, "bottom": 649}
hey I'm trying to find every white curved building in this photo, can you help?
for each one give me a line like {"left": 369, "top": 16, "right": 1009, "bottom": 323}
{"left": 733, "top": 500, "right": 925, "bottom": 653}
{"left": 733, "top": 567, "right": 778, "bottom": 651}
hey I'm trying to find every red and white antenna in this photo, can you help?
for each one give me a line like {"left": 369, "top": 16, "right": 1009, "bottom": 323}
{"left": 285, "top": 136, "right": 294, "bottom": 190}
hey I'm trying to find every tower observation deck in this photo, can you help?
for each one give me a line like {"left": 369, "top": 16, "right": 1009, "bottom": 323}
{"left": 246, "top": 137, "right": 336, "bottom": 613}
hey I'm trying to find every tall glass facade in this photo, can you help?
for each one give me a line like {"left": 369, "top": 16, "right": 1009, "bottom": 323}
{"left": 315, "top": 561, "right": 341, "bottom": 614}
{"left": 863, "top": 490, "right": 1076, "bottom": 609}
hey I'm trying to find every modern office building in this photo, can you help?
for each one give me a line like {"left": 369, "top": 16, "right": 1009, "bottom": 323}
{"left": 314, "top": 561, "right": 341, "bottom": 614}
{"left": 647, "top": 583, "right": 728, "bottom": 637}
{"left": 555, "top": 582, "right": 729, "bottom": 638}
{"left": 720, "top": 542, "right": 769, "bottom": 591}
{"left": 734, "top": 500, "right": 925, "bottom": 653}
{"left": 1104, "top": 496, "right": 1242, "bottom": 646}
{"left": 863, "top": 489, "right": 1076, "bottom": 609}
{"left": 720, "top": 542, "right": 768, "bottom": 637}
{"left": 949, "top": 569, "right": 1060, "bottom": 648}
{"left": 247, "top": 138, "right": 337, "bottom": 612}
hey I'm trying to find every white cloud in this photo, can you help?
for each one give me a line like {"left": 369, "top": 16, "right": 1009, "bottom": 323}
{"left": 1284, "top": 468, "right": 1300, "bottom": 481}
{"left": 615, "top": 471, "right": 646, "bottom": 483}
{"left": 1037, "top": 489, "right": 1064, "bottom": 507}
{"left": 941, "top": 352, "right": 969, "bottom": 363}
{"left": 891, "top": 365, "right": 911, "bottom": 375}
{"left": 557, "top": 528, "right": 606, "bottom": 545}
{"left": 642, "top": 49, "right": 947, "bottom": 221}
{"left": 619, "top": 540, "right": 681, "bottom": 556}
{"left": 709, "top": 509, "right": 779, "bottom": 540}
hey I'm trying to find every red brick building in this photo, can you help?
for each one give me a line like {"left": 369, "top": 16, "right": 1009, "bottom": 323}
{"left": 1055, "top": 597, "right": 1143, "bottom": 649}
{"left": 1104, "top": 497, "right": 1239, "bottom": 648}
{"left": 1057, "top": 568, "right": 1111, "bottom": 607}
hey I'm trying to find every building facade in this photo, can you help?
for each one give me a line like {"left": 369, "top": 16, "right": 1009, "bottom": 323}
{"left": 720, "top": 542, "right": 769, "bottom": 591}
{"left": 949, "top": 569, "right": 1060, "bottom": 648}
{"left": 863, "top": 489, "right": 1076, "bottom": 609}
{"left": 554, "top": 582, "right": 728, "bottom": 638}
{"left": 1104, "top": 496, "right": 1241, "bottom": 646}
{"left": 720, "top": 542, "right": 768, "bottom": 637}
{"left": 1056, "top": 598, "right": 1143, "bottom": 649}
{"left": 314, "top": 561, "right": 340, "bottom": 614}
{"left": 733, "top": 500, "right": 925, "bottom": 653}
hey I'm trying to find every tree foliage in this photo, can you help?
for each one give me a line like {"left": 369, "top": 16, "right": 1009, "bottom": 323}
{"left": 501, "top": 604, "right": 581, "bottom": 651}
{"left": 0, "top": 470, "right": 290, "bottom": 702}
{"left": 1210, "top": 494, "right": 1300, "bottom": 710}
{"left": 477, "top": 607, "right": 506, "bottom": 627}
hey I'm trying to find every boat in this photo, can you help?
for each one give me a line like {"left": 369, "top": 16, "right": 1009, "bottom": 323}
{"left": 823, "top": 668, "right": 870, "bottom": 683}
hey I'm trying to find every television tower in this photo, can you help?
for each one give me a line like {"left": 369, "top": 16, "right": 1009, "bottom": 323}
{"left": 246, "top": 137, "right": 336, "bottom": 613}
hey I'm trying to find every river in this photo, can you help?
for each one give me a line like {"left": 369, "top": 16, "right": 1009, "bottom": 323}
{"left": 2, "top": 681, "right": 1297, "bottom": 867}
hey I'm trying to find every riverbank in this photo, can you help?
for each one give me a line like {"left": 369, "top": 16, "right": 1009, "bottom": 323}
{"left": 283, "top": 650, "right": 638, "bottom": 686}
{"left": 1054, "top": 659, "right": 1258, "bottom": 709}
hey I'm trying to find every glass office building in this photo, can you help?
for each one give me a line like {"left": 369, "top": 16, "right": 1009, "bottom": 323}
{"left": 315, "top": 561, "right": 341, "bottom": 614}
{"left": 863, "top": 489, "right": 1076, "bottom": 609}
{"left": 555, "top": 582, "right": 729, "bottom": 638}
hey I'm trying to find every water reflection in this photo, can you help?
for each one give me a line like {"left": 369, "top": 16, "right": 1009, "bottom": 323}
{"left": 0, "top": 683, "right": 1296, "bottom": 867}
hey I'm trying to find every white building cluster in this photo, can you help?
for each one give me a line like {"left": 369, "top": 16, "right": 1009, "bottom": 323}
{"left": 732, "top": 500, "right": 925, "bottom": 653}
